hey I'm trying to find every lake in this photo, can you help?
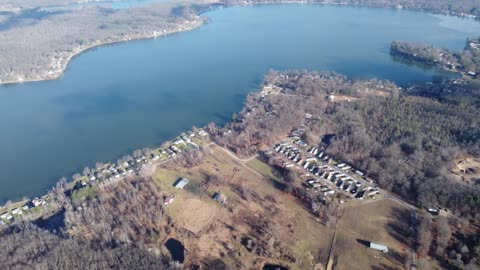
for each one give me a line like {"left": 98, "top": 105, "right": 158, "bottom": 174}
{"left": 0, "top": 4, "right": 479, "bottom": 204}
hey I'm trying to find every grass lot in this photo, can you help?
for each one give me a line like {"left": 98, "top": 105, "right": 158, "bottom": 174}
{"left": 247, "top": 158, "right": 282, "bottom": 181}
{"left": 333, "top": 199, "right": 412, "bottom": 270}
{"left": 153, "top": 145, "right": 334, "bottom": 269}
{"left": 71, "top": 186, "right": 98, "bottom": 205}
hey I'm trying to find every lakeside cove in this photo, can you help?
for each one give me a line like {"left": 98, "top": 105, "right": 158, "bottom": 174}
{"left": 0, "top": 4, "right": 479, "bottom": 205}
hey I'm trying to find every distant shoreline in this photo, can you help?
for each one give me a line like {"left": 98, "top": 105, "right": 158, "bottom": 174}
{"left": 1, "top": 1, "right": 478, "bottom": 85}
{"left": 0, "top": 18, "right": 206, "bottom": 86}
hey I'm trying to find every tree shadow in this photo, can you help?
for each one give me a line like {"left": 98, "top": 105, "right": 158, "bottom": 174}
{"left": 33, "top": 208, "right": 65, "bottom": 235}
{"left": 386, "top": 206, "right": 413, "bottom": 247}
{"left": 383, "top": 249, "right": 405, "bottom": 267}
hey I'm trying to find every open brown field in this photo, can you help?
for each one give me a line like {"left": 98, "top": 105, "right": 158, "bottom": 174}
{"left": 332, "top": 199, "right": 412, "bottom": 270}
{"left": 153, "top": 144, "right": 335, "bottom": 269}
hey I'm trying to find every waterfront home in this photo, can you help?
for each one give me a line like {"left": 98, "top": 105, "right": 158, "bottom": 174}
{"left": 173, "top": 138, "right": 185, "bottom": 145}
{"left": 11, "top": 208, "right": 22, "bottom": 215}
{"left": 181, "top": 135, "right": 192, "bottom": 143}
{"left": 0, "top": 212, "right": 12, "bottom": 220}
{"left": 32, "top": 198, "right": 47, "bottom": 207}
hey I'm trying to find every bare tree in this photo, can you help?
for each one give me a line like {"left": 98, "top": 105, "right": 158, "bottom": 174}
{"left": 82, "top": 167, "right": 91, "bottom": 176}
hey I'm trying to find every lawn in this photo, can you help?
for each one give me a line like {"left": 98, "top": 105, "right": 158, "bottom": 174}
{"left": 247, "top": 158, "right": 282, "bottom": 181}
{"left": 333, "top": 199, "right": 412, "bottom": 270}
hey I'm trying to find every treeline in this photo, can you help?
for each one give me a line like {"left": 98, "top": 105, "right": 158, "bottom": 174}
{"left": 0, "top": 222, "right": 171, "bottom": 270}
{"left": 391, "top": 38, "right": 480, "bottom": 74}
{"left": 1, "top": 171, "right": 207, "bottom": 268}
{"left": 0, "top": 130, "right": 214, "bottom": 269}
{"left": 416, "top": 212, "right": 480, "bottom": 269}
{"left": 0, "top": 172, "right": 181, "bottom": 269}
{"left": 0, "top": 2, "right": 203, "bottom": 82}
{"left": 215, "top": 70, "right": 480, "bottom": 216}
{"left": 227, "top": 0, "right": 480, "bottom": 18}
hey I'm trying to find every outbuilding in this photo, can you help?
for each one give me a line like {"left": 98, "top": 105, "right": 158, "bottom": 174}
{"left": 369, "top": 242, "right": 389, "bottom": 253}
{"left": 174, "top": 178, "right": 190, "bottom": 189}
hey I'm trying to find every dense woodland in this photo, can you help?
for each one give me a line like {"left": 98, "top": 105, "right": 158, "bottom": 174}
{"left": 0, "top": 223, "right": 171, "bottom": 270}
{"left": 0, "top": 172, "right": 183, "bottom": 269}
{"left": 2, "top": 1, "right": 480, "bottom": 268}
{"left": 214, "top": 70, "right": 480, "bottom": 215}
{"left": 238, "top": 0, "right": 480, "bottom": 18}
{"left": 0, "top": 1, "right": 205, "bottom": 82}
{"left": 211, "top": 70, "right": 480, "bottom": 268}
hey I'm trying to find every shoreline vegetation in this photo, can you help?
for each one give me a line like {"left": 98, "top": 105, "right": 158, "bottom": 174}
{"left": 0, "top": 126, "right": 213, "bottom": 222}
{"left": 1, "top": 69, "right": 479, "bottom": 269}
{"left": 0, "top": 0, "right": 479, "bottom": 222}
{"left": 1, "top": 0, "right": 480, "bottom": 85}
{"left": 2, "top": 66, "right": 479, "bottom": 220}
{"left": 390, "top": 38, "right": 480, "bottom": 79}
{"left": 0, "top": 17, "right": 206, "bottom": 85}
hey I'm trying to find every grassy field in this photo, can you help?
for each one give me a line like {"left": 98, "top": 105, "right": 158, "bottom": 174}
{"left": 246, "top": 158, "right": 282, "bottom": 181}
{"left": 332, "top": 199, "right": 412, "bottom": 270}
{"left": 153, "top": 145, "right": 334, "bottom": 269}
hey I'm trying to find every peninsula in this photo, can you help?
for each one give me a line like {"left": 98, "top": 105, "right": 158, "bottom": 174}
{"left": 1, "top": 0, "right": 480, "bottom": 84}
{"left": 1, "top": 70, "right": 479, "bottom": 269}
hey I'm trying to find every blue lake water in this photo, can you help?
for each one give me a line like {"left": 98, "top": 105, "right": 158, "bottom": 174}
{"left": 0, "top": 4, "right": 479, "bottom": 203}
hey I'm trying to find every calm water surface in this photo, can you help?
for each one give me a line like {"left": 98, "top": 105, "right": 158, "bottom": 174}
{"left": 1, "top": 5, "right": 479, "bottom": 203}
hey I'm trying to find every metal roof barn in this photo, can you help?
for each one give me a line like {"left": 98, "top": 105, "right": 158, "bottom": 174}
{"left": 174, "top": 178, "right": 190, "bottom": 189}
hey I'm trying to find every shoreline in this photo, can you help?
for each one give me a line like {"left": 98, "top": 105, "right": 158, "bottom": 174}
{"left": 1, "top": 1, "right": 478, "bottom": 85}
{"left": 0, "top": 0, "right": 478, "bottom": 213}
{"left": 0, "top": 127, "right": 212, "bottom": 221}
{"left": 0, "top": 17, "right": 206, "bottom": 86}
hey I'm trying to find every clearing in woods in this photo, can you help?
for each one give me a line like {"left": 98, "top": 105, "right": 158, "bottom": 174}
{"left": 332, "top": 199, "right": 412, "bottom": 270}
{"left": 450, "top": 156, "right": 480, "bottom": 185}
{"left": 153, "top": 144, "right": 334, "bottom": 269}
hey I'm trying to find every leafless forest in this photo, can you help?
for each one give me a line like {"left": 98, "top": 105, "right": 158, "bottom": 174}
{"left": 0, "top": 1, "right": 208, "bottom": 82}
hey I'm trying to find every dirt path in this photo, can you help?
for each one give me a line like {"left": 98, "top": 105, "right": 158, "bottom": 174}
{"left": 211, "top": 144, "right": 264, "bottom": 178}
{"left": 214, "top": 144, "right": 259, "bottom": 164}
{"left": 325, "top": 207, "right": 345, "bottom": 270}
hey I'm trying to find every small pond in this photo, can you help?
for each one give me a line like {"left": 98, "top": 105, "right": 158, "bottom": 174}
{"left": 165, "top": 238, "right": 185, "bottom": 263}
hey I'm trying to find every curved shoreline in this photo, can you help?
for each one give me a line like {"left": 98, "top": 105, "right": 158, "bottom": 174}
{"left": 0, "top": 17, "right": 206, "bottom": 86}
{"left": 0, "top": 1, "right": 477, "bottom": 209}
{"left": 1, "top": 1, "right": 478, "bottom": 86}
